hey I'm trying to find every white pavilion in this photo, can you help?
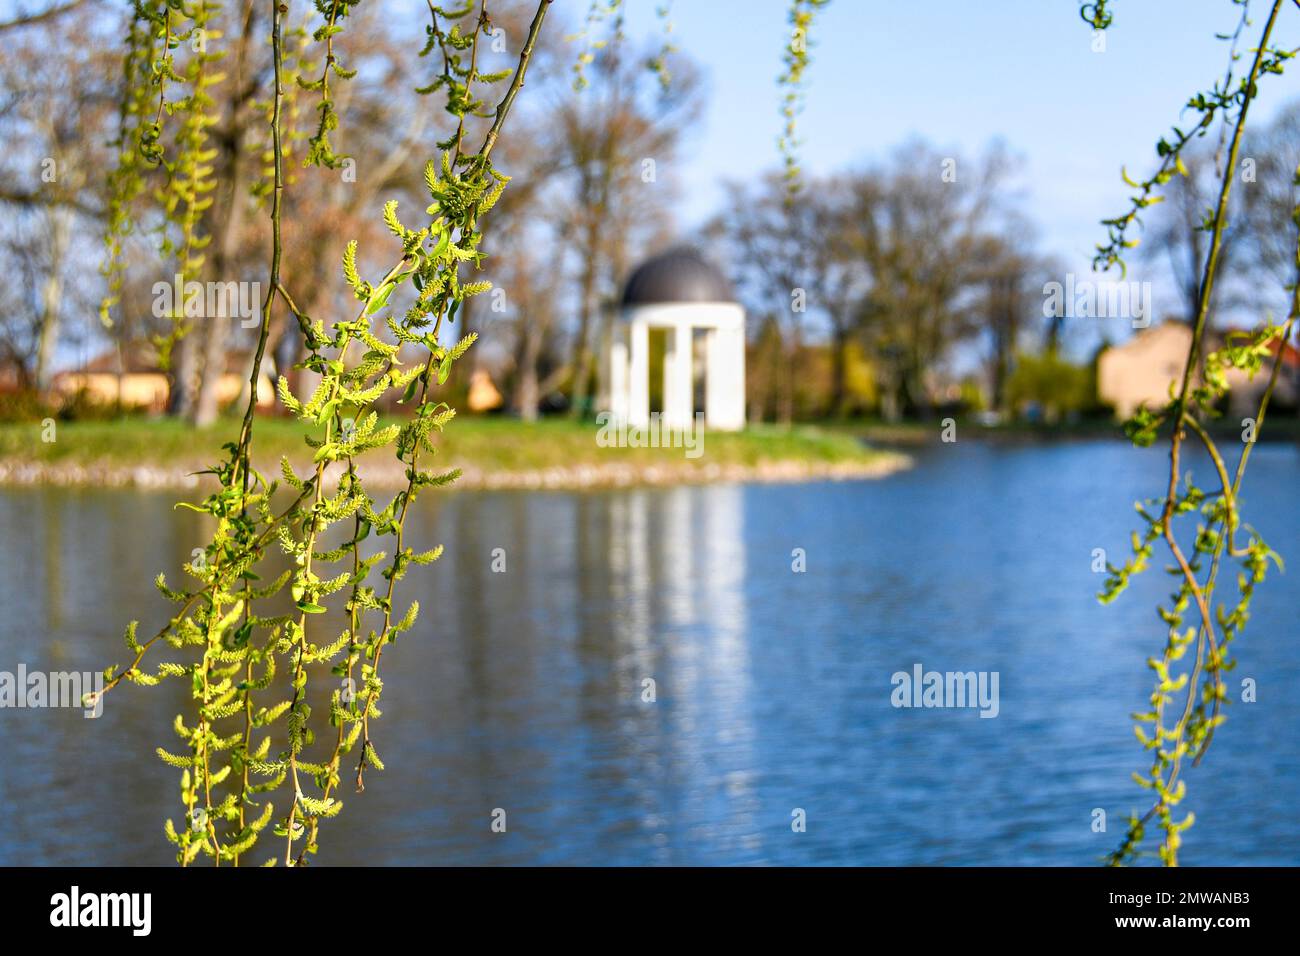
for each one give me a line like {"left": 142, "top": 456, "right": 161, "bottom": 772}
{"left": 599, "top": 247, "right": 746, "bottom": 432}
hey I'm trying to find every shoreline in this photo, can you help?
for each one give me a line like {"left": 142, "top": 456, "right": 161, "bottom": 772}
{"left": 0, "top": 450, "right": 912, "bottom": 491}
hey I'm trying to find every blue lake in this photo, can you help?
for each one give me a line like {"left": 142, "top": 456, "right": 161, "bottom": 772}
{"left": 1, "top": 439, "right": 1297, "bottom": 865}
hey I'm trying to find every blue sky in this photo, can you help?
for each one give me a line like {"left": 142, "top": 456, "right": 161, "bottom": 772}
{"left": 617, "top": 0, "right": 1300, "bottom": 347}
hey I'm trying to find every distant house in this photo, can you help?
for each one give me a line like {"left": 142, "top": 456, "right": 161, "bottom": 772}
{"left": 1097, "top": 322, "right": 1194, "bottom": 419}
{"left": 1097, "top": 320, "right": 1299, "bottom": 419}
{"left": 53, "top": 345, "right": 275, "bottom": 412}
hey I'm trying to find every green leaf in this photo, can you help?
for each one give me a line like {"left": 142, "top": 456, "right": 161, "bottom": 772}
{"left": 317, "top": 398, "right": 341, "bottom": 426}
{"left": 365, "top": 282, "right": 395, "bottom": 315}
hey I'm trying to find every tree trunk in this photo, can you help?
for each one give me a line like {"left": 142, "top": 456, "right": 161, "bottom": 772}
{"left": 828, "top": 319, "right": 848, "bottom": 418}
{"left": 568, "top": 243, "right": 599, "bottom": 418}
{"left": 34, "top": 206, "right": 70, "bottom": 393}
{"left": 191, "top": 120, "right": 249, "bottom": 426}
{"left": 512, "top": 310, "right": 544, "bottom": 421}
{"left": 168, "top": 334, "right": 199, "bottom": 417}
{"left": 192, "top": 315, "right": 229, "bottom": 426}
{"left": 766, "top": 323, "right": 781, "bottom": 422}
{"left": 880, "top": 386, "right": 900, "bottom": 424}
{"left": 991, "top": 330, "right": 1009, "bottom": 417}
{"left": 778, "top": 326, "right": 800, "bottom": 425}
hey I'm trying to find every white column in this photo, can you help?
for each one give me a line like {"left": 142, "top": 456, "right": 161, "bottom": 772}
{"left": 662, "top": 322, "right": 694, "bottom": 430}
{"left": 706, "top": 324, "right": 746, "bottom": 430}
{"left": 628, "top": 315, "right": 650, "bottom": 429}
{"left": 606, "top": 322, "right": 629, "bottom": 424}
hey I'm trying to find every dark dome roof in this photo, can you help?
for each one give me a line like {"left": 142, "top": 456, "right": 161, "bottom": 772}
{"left": 620, "top": 247, "right": 734, "bottom": 307}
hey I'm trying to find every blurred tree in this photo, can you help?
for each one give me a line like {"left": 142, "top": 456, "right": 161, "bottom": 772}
{"left": 715, "top": 172, "right": 833, "bottom": 423}
{"left": 721, "top": 142, "right": 1031, "bottom": 422}
{"left": 1138, "top": 142, "right": 1250, "bottom": 325}
{"left": 968, "top": 224, "right": 1061, "bottom": 418}
{"left": 0, "top": 4, "right": 115, "bottom": 391}
{"left": 1005, "top": 349, "right": 1095, "bottom": 423}
{"left": 550, "top": 37, "right": 701, "bottom": 418}
{"left": 1241, "top": 100, "right": 1300, "bottom": 304}
{"left": 849, "top": 142, "right": 1016, "bottom": 419}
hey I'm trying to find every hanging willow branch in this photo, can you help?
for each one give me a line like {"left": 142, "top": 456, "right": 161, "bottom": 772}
{"left": 776, "top": 0, "right": 829, "bottom": 204}
{"left": 90, "top": 0, "right": 553, "bottom": 867}
{"left": 1085, "top": 0, "right": 1298, "bottom": 866}
{"left": 96, "top": 0, "right": 226, "bottom": 366}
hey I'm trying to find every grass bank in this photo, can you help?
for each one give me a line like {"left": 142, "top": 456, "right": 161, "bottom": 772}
{"left": 0, "top": 416, "right": 910, "bottom": 490}
{"left": 824, "top": 416, "right": 1300, "bottom": 447}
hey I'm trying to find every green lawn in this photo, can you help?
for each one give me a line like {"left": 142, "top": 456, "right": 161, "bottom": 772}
{"left": 0, "top": 414, "right": 895, "bottom": 476}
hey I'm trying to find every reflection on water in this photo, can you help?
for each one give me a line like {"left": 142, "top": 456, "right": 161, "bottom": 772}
{"left": 1, "top": 441, "right": 1298, "bottom": 865}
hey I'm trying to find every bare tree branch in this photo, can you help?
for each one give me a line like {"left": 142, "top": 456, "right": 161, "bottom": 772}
{"left": 0, "top": 0, "right": 93, "bottom": 35}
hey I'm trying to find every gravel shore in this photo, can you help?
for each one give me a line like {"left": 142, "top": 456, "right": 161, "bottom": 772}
{"left": 0, "top": 450, "right": 911, "bottom": 491}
